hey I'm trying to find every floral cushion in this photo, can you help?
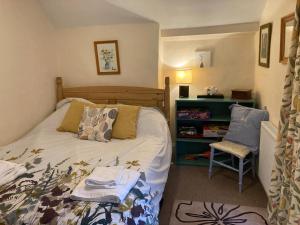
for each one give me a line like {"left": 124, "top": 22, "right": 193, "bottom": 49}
{"left": 78, "top": 106, "right": 118, "bottom": 142}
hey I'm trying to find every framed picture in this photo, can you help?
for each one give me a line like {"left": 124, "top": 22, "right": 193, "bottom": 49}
{"left": 259, "top": 23, "right": 273, "bottom": 68}
{"left": 195, "top": 50, "right": 212, "bottom": 68}
{"left": 94, "top": 40, "right": 121, "bottom": 75}
{"left": 280, "top": 13, "right": 294, "bottom": 64}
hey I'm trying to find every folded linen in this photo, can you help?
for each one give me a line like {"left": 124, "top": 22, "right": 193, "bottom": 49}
{"left": 85, "top": 166, "right": 125, "bottom": 188}
{"left": 71, "top": 168, "right": 140, "bottom": 203}
{"left": 0, "top": 160, "right": 27, "bottom": 186}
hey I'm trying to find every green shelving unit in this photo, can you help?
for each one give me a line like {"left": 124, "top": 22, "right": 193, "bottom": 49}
{"left": 175, "top": 98, "right": 255, "bottom": 166}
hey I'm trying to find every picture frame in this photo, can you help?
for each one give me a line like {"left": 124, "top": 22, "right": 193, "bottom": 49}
{"left": 94, "top": 40, "right": 121, "bottom": 75}
{"left": 280, "top": 13, "right": 294, "bottom": 64}
{"left": 259, "top": 23, "right": 273, "bottom": 68}
{"left": 195, "top": 50, "right": 212, "bottom": 68}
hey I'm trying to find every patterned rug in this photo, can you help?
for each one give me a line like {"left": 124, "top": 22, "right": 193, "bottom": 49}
{"left": 169, "top": 200, "right": 268, "bottom": 225}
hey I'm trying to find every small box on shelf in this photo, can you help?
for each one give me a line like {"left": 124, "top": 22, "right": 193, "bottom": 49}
{"left": 231, "top": 89, "right": 252, "bottom": 100}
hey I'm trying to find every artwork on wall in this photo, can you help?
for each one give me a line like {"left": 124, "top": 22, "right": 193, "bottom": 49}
{"left": 259, "top": 23, "right": 273, "bottom": 68}
{"left": 195, "top": 50, "right": 212, "bottom": 68}
{"left": 280, "top": 13, "right": 295, "bottom": 64}
{"left": 94, "top": 40, "right": 121, "bottom": 75}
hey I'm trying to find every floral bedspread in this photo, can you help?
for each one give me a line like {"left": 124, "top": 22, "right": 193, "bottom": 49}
{"left": 0, "top": 147, "right": 158, "bottom": 225}
{"left": 0, "top": 104, "right": 172, "bottom": 225}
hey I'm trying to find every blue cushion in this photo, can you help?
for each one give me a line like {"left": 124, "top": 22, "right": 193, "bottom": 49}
{"left": 224, "top": 104, "right": 269, "bottom": 153}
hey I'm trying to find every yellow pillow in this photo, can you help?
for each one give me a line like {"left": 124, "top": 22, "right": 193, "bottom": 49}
{"left": 107, "top": 104, "right": 141, "bottom": 139}
{"left": 57, "top": 100, "right": 105, "bottom": 133}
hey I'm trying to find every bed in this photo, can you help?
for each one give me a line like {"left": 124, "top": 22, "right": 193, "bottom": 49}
{"left": 0, "top": 77, "right": 171, "bottom": 225}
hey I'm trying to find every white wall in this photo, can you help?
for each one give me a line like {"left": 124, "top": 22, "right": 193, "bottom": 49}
{"left": 0, "top": 0, "right": 57, "bottom": 146}
{"left": 254, "top": 0, "right": 296, "bottom": 126}
{"left": 56, "top": 23, "right": 160, "bottom": 88}
{"left": 161, "top": 33, "right": 256, "bottom": 137}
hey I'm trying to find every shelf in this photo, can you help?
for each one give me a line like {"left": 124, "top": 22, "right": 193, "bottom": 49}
{"left": 176, "top": 138, "right": 217, "bottom": 144}
{"left": 176, "top": 154, "right": 229, "bottom": 167}
{"left": 176, "top": 155, "right": 210, "bottom": 166}
{"left": 177, "top": 117, "right": 230, "bottom": 122}
{"left": 176, "top": 98, "right": 255, "bottom": 104}
{"left": 175, "top": 98, "right": 255, "bottom": 167}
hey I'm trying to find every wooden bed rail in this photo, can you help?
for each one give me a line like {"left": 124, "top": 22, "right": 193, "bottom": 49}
{"left": 56, "top": 77, "right": 170, "bottom": 125}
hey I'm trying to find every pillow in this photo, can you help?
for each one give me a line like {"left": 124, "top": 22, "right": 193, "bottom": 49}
{"left": 224, "top": 104, "right": 269, "bottom": 153}
{"left": 57, "top": 100, "right": 105, "bottom": 133}
{"left": 56, "top": 98, "right": 94, "bottom": 110}
{"left": 137, "top": 107, "right": 168, "bottom": 138}
{"left": 78, "top": 106, "right": 118, "bottom": 142}
{"left": 107, "top": 104, "right": 141, "bottom": 139}
{"left": 57, "top": 101, "right": 140, "bottom": 139}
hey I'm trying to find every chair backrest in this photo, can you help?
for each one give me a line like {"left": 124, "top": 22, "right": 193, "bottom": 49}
{"left": 224, "top": 104, "right": 269, "bottom": 153}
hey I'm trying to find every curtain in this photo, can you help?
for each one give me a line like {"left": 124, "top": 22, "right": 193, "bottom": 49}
{"left": 268, "top": 1, "right": 300, "bottom": 224}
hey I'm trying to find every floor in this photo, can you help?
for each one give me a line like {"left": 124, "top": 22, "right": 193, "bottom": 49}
{"left": 159, "top": 164, "right": 268, "bottom": 225}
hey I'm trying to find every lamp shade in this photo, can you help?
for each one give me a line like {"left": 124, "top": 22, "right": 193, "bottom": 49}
{"left": 176, "top": 69, "right": 192, "bottom": 84}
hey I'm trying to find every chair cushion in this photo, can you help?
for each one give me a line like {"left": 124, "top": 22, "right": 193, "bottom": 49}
{"left": 210, "top": 141, "right": 250, "bottom": 158}
{"left": 224, "top": 104, "right": 269, "bottom": 152}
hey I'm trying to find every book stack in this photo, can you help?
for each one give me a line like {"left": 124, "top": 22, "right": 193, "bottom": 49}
{"left": 203, "top": 125, "right": 228, "bottom": 138}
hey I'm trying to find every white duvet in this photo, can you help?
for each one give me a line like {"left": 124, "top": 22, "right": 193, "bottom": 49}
{"left": 0, "top": 101, "right": 172, "bottom": 224}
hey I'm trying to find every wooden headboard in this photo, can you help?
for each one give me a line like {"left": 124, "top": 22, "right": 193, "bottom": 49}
{"left": 56, "top": 77, "right": 170, "bottom": 124}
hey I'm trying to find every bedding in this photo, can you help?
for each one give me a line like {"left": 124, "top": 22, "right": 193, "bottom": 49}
{"left": 108, "top": 104, "right": 140, "bottom": 139}
{"left": 57, "top": 99, "right": 141, "bottom": 140}
{"left": 56, "top": 98, "right": 95, "bottom": 110}
{"left": 57, "top": 100, "right": 105, "bottom": 133}
{"left": 78, "top": 106, "right": 118, "bottom": 142}
{"left": 0, "top": 102, "right": 172, "bottom": 225}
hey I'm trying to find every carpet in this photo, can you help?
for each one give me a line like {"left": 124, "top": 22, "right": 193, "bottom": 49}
{"left": 169, "top": 200, "right": 268, "bottom": 225}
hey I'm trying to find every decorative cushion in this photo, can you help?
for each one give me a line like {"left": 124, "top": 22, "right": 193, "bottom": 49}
{"left": 210, "top": 141, "right": 250, "bottom": 158}
{"left": 224, "top": 104, "right": 269, "bottom": 152}
{"left": 57, "top": 100, "right": 105, "bottom": 133}
{"left": 78, "top": 106, "right": 118, "bottom": 142}
{"left": 107, "top": 104, "right": 141, "bottom": 139}
{"left": 56, "top": 98, "right": 94, "bottom": 110}
{"left": 57, "top": 100, "right": 140, "bottom": 139}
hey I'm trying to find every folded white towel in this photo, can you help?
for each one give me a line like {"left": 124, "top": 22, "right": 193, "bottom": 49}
{"left": 71, "top": 168, "right": 140, "bottom": 203}
{"left": 0, "top": 160, "right": 27, "bottom": 186}
{"left": 84, "top": 166, "right": 124, "bottom": 188}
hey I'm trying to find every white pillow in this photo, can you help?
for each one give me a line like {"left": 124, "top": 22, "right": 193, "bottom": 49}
{"left": 137, "top": 107, "right": 168, "bottom": 138}
{"left": 56, "top": 98, "right": 94, "bottom": 110}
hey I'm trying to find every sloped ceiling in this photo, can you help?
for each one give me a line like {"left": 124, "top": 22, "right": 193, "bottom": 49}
{"left": 40, "top": 0, "right": 267, "bottom": 29}
{"left": 109, "top": 0, "right": 267, "bottom": 29}
{"left": 39, "top": 0, "right": 152, "bottom": 28}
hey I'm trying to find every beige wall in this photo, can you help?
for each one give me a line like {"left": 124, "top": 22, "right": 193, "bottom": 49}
{"left": 0, "top": 3, "right": 160, "bottom": 146}
{"left": 2, "top": 0, "right": 294, "bottom": 146}
{"left": 0, "top": 0, "right": 57, "bottom": 146}
{"left": 161, "top": 33, "right": 256, "bottom": 138}
{"left": 254, "top": 0, "right": 296, "bottom": 126}
{"left": 56, "top": 23, "right": 159, "bottom": 88}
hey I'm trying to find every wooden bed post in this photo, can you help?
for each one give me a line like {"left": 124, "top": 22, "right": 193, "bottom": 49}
{"left": 164, "top": 77, "right": 170, "bottom": 125}
{"left": 56, "top": 77, "right": 64, "bottom": 103}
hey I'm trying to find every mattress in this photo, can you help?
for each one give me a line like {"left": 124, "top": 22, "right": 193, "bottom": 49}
{"left": 0, "top": 102, "right": 172, "bottom": 225}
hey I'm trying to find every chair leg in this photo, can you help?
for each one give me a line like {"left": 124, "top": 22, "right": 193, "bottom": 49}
{"left": 239, "top": 158, "right": 244, "bottom": 193}
{"left": 208, "top": 147, "right": 215, "bottom": 179}
{"left": 251, "top": 153, "right": 256, "bottom": 178}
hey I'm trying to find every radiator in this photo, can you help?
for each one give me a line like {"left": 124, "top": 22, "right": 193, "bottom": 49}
{"left": 258, "top": 121, "right": 277, "bottom": 194}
